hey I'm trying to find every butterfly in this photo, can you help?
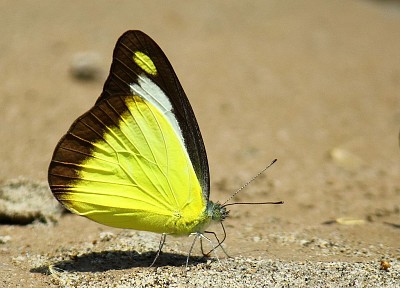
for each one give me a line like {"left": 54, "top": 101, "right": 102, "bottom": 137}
{"left": 48, "top": 30, "right": 282, "bottom": 266}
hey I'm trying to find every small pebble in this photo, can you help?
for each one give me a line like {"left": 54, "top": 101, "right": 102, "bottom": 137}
{"left": 329, "top": 148, "right": 363, "bottom": 171}
{"left": 70, "top": 51, "right": 102, "bottom": 81}
{"left": 380, "top": 260, "right": 391, "bottom": 271}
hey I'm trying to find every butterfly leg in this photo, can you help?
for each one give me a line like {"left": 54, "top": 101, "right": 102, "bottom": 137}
{"left": 203, "top": 222, "right": 231, "bottom": 258}
{"left": 150, "top": 233, "right": 167, "bottom": 267}
{"left": 188, "top": 232, "right": 221, "bottom": 266}
{"left": 204, "top": 230, "right": 231, "bottom": 258}
{"left": 200, "top": 236, "right": 207, "bottom": 257}
{"left": 186, "top": 232, "right": 200, "bottom": 267}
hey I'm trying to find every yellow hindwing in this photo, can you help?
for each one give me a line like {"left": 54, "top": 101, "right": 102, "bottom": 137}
{"left": 57, "top": 95, "right": 208, "bottom": 235}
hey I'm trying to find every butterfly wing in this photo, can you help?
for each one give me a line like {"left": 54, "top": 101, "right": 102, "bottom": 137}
{"left": 99, "top": 31, "right": 210, "bottom": 197}
{"left": 48, "top": 31, "right": 210, "bottom": 235}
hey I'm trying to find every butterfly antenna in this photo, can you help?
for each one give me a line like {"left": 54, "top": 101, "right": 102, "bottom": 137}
{"left": 222, "top": 159, "right": 279, "bottom": 206}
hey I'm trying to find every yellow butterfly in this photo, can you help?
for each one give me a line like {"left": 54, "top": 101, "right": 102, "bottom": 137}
{"left": 48, "top": 30, "right": 282, "bottom": 265}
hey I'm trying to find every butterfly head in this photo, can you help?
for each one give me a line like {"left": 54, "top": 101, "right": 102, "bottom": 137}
{"left": 206, "top": 201, "right": 229, "bottom": 223}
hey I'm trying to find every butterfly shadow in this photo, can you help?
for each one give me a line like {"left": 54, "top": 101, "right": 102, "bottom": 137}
{"left": 383, "top": 221, "right": 400, "bottom": 229}
{"left": 30, "top": 250, "right": 208, "bottom": 274}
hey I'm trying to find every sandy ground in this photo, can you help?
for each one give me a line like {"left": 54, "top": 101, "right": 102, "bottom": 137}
{"left": 1, "top": 0, "right": 399, "bottom": 287}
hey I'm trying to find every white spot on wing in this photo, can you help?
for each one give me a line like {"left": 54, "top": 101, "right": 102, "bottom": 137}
{"left": 129, "top": 75, "right": 185, "bottom": 146}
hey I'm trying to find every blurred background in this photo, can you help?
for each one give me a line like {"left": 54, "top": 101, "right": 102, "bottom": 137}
{"left": 0, "top": 0, "right": 398, "bottom": 182}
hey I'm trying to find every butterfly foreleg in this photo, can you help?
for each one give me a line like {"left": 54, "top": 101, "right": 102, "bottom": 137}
{"left": 203, "top": 222, "right": 231, "bottom": 258}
